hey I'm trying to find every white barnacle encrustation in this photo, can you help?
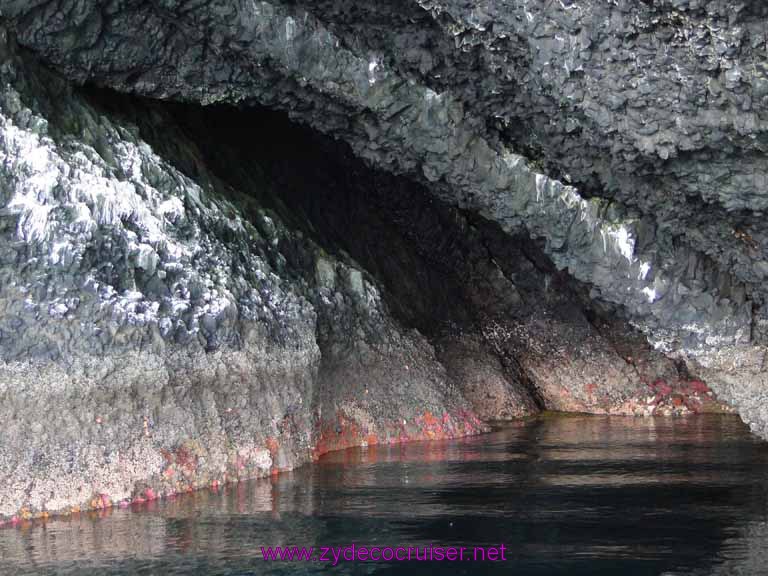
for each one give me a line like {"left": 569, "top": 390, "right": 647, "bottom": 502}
{"left": 49, "top": 241, "right": 71, "bottom": 265}
{"left": 368, "top": 60, "right": 379, "bottom": 86}
{"left": 642, "top": 286, "right": 657, "bottom": 303}
{"left": 535, "top": 173, "right": 548, "bottom": 202}
{"left": 1, "top": 120, "right": 60, "bottom": 242}
{"left": 602, "top": 223, "right": 635, "bottom": 263}
{"left": 6, "top": 193, "right": 53, "bottom": 243}
{"left": 424, "top": 87, "right": 442, "bottom": 104}
{"left": 639, "top": 261, "right": 651, "bottom": 280}
{"left": 284, "top": 16, "right": 296, "bottom": 42}
{"left": 558, "top": 0, "right": 580, "bottom": 10}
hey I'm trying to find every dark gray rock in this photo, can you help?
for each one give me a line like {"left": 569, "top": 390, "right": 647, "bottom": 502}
{"left": 0, "top": 30, "right": 487, "bottom": 519}
{"left": 3, "top": 0, "right": 759, "bottom": 356}
{"left": 0, "top": 0, "right": 766, "bottom": 517}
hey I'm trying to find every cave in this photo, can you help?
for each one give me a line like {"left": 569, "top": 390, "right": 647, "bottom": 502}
{"left": 2, "top": 1, "right": 768, "bottom": 574}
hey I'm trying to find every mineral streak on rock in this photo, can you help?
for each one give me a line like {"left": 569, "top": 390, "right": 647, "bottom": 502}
{"left": 0, "top": 0, "right": 767, "bottom": 519}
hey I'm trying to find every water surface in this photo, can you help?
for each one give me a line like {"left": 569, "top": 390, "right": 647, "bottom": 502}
{"left": 2, "top": 414, "right": 768, "bottom": 575}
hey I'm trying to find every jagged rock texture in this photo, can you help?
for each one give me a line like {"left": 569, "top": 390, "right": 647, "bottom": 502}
{"left": 0, "top": 0, "right": 767, "bottom": 517}
{"left": 5, "top": 0, "right": 764, "bottom": 353}
{"left": 0, "top": 33, "right": 485, "bottom": 519}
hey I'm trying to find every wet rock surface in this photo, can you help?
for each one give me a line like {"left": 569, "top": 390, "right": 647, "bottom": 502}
{"left": 0, "top": 0, "right": 763, "bottom": 520}
{"left": 0, "top": 33, "right": 486, "bottom": 520}
{"left": 436, "top": 334, "right": 539, "bottom": 421}
{"left": 167, "top": 97, "right": 720, "bottom": 422}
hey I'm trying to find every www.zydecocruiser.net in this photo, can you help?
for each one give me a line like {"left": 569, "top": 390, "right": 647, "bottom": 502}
{"left": 261, "top": 544, "right": 508, "bottom": 565}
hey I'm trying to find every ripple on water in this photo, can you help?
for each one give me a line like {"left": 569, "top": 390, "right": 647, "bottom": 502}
{"left": 1, "top": 413, "right": 768, "bottom": 576}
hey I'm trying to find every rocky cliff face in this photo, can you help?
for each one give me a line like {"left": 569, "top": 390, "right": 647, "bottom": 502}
{"left": 0, "top": 0, "right": 766, "bottom": 520}
{"left": 0, "top": 33, "right": 484, "bottom": 520}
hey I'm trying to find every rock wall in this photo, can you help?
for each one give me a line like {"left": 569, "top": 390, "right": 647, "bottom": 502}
{"left": 0, "top": 32, "right": 485, "bottom": 521}
{"left": 5, "top": 2, "right": 768, "bottom": 368}
{"left": 3, "top": 0, "right": 759, "bottom": 351}
{"left": 0, "top": 0, "right": 765, "bottom": 520}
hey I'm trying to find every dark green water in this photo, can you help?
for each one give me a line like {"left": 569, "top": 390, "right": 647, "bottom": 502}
{"left": 2, "top": 414, "right": 768, "bottom": 575}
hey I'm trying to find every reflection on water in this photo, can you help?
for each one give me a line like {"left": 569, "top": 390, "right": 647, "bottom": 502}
{"left": 2, "top": 414, "right": 768, "bottom": 575}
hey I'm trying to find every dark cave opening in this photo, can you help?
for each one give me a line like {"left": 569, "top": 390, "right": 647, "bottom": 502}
{"left": 82, "top": 85, "right": 610, "bottom": 341}
{"left": 77, "top": 84, "right": 693, "bottom": 420}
